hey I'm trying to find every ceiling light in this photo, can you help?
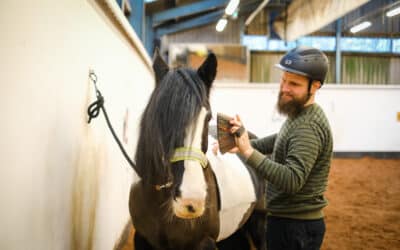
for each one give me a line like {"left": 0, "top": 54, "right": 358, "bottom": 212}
{"left": 350, "top": 21, "right": 371, "bottom": 33}
{"left": 216, "top": 18, "right": 228, "bottom": 32}
{"left": 225, "top": 0, "right": 240, "bottom": 15}
{"left": 386, "top": 6, "right": 400, "bottom": 17}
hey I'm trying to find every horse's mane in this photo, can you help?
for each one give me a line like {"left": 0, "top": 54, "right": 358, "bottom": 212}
{"left": 135, "top": 67, "right": 210, "bottom": 184}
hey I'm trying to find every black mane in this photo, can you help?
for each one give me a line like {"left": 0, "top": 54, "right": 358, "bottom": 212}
{"left": 129, "top": 52, "right": 266, "bottom": 250}
{"left": 135, "top": 67, "right": 210, "bottom": 184}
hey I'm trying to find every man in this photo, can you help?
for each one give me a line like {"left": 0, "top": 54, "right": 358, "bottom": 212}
{"left": 228, "top": 46, "right": 333, "bottom": 250}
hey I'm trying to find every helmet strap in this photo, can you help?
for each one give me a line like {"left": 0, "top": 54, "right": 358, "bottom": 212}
{"left": 307, "top": 78, "right": 313, "bottom": 93}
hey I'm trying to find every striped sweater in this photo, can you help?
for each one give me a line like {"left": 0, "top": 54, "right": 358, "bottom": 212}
{"left": 247, "top": 103, "right": 333, "bottom": 219}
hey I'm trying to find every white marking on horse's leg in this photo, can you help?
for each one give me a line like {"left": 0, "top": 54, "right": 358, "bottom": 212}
{"left": 173, "top": 108, "right": 208, "bottom": 219}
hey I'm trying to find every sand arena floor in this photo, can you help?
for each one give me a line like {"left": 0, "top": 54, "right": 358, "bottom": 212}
{"left": 322, "top": 157, "right": 400, "bottom": 250}
{"left": 119, "top": 157, "right": 400, "bottom": 250}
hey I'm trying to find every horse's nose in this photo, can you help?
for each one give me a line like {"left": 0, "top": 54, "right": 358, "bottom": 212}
{"left": 186, "top": 204, "right": 195, "bottom": 213}
{"left": 182, "top": 199, "right": 203, "bottom": 213}
{"left": 173, "top": 198, "right": 205, "bottom": 219}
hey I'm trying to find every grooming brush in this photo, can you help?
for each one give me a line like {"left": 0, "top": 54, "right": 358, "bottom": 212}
{"left": 217, "top": 113, "right": 245, "bottom": 154}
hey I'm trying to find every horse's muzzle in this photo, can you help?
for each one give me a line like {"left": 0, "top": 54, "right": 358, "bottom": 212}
{"left": 173, "top": 198, "right": 205, "bottom": 219}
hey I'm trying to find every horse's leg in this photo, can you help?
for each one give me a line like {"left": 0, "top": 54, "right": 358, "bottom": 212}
{"left": 134, "top": 231, "right": 154, "bottom": 250}
{"left": 195, "top": 236, "right": 217, "bottom": 250}
{"left": 245, "top": 209, "right": 267, "bottom": 250}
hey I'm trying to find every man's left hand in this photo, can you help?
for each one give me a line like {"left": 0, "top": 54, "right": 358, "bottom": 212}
{"left": 229, "top": 115, "right": 254, "bottom": 159}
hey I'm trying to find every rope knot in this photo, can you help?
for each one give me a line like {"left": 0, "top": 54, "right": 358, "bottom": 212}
{"left": 87, "top": 90, "right": 104, "bottom": 123}
{"left": 87, "top": 71, "right": 139, "bottom": 175}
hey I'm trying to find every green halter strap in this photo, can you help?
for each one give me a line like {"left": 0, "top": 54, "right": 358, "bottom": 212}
{"left": 155, "top": 147, "right": 208, "bottom": 191}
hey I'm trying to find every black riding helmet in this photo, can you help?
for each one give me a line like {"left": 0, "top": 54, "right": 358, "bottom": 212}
{"left": 275, "top": 46, "right": 329, "bottom": 84}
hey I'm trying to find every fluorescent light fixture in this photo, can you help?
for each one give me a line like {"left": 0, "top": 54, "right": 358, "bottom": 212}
{"left": 350, "top": 21, "right": 371, "bottom": 33}
{"left": 232, "top": 10, "right": 238, "bottom": 19}
{"left": 216, "top": 18, "right": 228, "bottom": 32}
{"left": 225, "top": 0, "right": 240, "bottom": 15}
{"left": 386, "top": 6, "right": 400, "bottom": 17}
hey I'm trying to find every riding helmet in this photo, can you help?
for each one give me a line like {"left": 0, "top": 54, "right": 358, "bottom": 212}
{"left": 275, "top": 46, "right": 329, "bottom": 84}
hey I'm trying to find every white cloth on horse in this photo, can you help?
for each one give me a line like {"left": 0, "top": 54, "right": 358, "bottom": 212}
{"left": 206, "top": 135, "right": 257, "bottom": 241}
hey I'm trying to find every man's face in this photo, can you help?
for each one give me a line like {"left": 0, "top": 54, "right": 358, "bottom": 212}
{"left": 277, "top": 71, "right": 311, "bottom": 118}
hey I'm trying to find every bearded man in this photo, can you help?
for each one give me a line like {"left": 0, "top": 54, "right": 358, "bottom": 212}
{"left": 227, "top": 46, "right": 333, "bottom": 250}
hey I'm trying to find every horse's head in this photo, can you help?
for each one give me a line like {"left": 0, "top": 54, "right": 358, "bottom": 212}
{"left": 135, "top": 49, "right": 217, "bottom": 219}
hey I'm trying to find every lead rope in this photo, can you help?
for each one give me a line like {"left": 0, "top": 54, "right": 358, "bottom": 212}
{"left": 86, "top": 71, "right": 141, "bottom": 176}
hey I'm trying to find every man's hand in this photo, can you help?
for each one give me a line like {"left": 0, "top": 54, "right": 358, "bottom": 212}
{"left": 229, "top": 115, "right": 254, "bottom": 159}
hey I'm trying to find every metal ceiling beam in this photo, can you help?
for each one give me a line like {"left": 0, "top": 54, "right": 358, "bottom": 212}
{"left": 273, "top": 0, "right": 370, "bottom": 41}
{"left": 145, "top": 15, "right": 155, "bottom": 55}
{"left": 127, "top": 0, "right": 145, "bottom": 40}
{"left": 116, "top": 0, "right": 145, "bottom": 40}
{"left": 152, "top": 0, "right": 229, "bottom": 27}
{"left": 155, "top": 10, "right": 224, "bottom": 37}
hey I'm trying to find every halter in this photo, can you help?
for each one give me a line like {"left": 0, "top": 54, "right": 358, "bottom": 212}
{"left": 154, "top": 147, "right": 208, "bottom": 191}
{"left": 170, "top": 147, "right": 208, "bottom": 168}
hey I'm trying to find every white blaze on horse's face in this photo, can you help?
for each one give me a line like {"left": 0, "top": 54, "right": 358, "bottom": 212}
{"left": 173, "top": 107, "right": 208, "bottom": 219}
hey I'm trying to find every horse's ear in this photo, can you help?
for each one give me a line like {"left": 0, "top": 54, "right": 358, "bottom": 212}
{"left": 197, "top": 53, "right": 217, "bottom": 89}
{"left": 152, "top": 48, "right": 169, "bottom": 86}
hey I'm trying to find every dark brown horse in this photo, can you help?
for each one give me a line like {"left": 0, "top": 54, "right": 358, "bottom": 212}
{"left": 129, "top": 50, "right": 266, "bottom": 250}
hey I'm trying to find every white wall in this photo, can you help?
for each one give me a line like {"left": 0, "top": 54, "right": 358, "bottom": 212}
{"left": 211, "top": 84, "right": 400, "bottom": 152}
{"left": 0, "top": 1, "right": 153, "bottom": 249}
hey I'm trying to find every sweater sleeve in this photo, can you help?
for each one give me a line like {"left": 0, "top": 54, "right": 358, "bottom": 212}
{"left": 246, "top": 125, "right": 320, "bottom": 194}
{"left": 250, "top": 134, "right": 277, "bottom": 155}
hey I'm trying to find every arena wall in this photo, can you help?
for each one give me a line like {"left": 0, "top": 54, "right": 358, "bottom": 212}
{"left": 0, "top": 1, "right": 153, "bottom": 249}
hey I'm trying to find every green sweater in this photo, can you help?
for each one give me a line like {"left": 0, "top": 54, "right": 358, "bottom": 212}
{"left": 247, "top": 103, "right": 333, "bottom": 220}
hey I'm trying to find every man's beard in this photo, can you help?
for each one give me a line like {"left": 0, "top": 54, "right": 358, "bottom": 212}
{"left": 277, "top": 91, "right": 310, "bottom": 118}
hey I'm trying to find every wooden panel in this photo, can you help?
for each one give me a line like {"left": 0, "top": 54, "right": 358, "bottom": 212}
{"left": 169, "top": 44, "right": 249, "bottom": 82}
{"left": 190, "top": 53, "right": 248, "bottom": 82}
{"left": 389, "top": 57, "right": 400, "bottom": 85}
{"left": 250, "top": 52, "right": 283, "bottom": 82}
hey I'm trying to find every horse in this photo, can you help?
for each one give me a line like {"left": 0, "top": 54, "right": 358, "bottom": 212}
{"left": 129, "top": 50, "right": 266, "bottom": 250}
